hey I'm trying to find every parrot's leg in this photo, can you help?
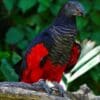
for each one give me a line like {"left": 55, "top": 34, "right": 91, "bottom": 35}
{"left": 53, "top": 82, "right": 66, "bottom": 97}
{"left": 32, "top": 79, "right": 52, "bottom": 94}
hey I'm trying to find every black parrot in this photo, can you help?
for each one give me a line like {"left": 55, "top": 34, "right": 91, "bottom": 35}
{"left": 15, "top": 0, "right": 85, "bottom": 96}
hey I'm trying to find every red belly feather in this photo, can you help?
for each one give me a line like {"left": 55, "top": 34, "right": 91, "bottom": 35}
{"left": 21, "top": 43, "right": 80, "bottom": 83}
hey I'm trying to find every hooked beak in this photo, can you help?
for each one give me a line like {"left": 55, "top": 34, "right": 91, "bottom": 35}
{"left": 76, "top": 2, "right": 85, "bottom": 16}
{"left": 77, "top": 10, "right": 84, "bottom": 16}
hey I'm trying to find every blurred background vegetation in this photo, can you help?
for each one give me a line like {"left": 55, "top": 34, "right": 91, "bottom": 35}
{"left": 0, "top": 0, "right": 100, "bottom": 94}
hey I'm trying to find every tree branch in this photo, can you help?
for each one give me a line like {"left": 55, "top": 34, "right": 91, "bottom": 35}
{"left": 0, "top": 82, "right": 69, "bottom": 100}
{"left": 0, "top": 82, "right": 99, "bottom": 100}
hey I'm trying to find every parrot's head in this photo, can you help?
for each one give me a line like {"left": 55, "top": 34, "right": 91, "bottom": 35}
{"left": 63, "top": 0, "right": 85, "bottom": 16}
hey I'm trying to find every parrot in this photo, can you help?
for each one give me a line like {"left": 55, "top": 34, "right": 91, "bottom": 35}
{"left": 19, "top": 0, "right": 85, "bottom": 96}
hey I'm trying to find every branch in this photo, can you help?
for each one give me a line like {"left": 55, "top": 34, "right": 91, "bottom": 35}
{"left": 0, "top": 82, "right": 100, "bottom": 100}
{"left": 0, "top": 82, "right": 69, "bottom": 100}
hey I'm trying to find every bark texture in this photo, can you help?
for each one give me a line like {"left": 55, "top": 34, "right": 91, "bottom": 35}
{"left": 0, "top": 82, "right": 99, "bottom": 100}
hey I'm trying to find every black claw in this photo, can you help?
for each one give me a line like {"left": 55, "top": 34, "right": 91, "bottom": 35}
{"left": 53, "top": 82, "right": 66, "bottom": 97}
{"left": 32, "top": 80, "right": 52, "bottom": 94}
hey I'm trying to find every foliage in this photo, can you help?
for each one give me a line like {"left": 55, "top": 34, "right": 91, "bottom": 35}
{"left": 0, "top": 0, "right": 100, "bottom": 94}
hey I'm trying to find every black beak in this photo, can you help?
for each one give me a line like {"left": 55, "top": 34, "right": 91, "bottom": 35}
{"left": 77, "top": 4, "right": 85, "bottom": 16}
{"left": 79, "top": 11, "right": 84, "bottom": 16}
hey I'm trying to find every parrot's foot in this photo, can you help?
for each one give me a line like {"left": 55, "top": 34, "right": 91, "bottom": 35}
{"left": 32, "top": 79, "right": 52, "bottom": 94}
{"left": 53, "top": 82, "right": 66, "bottom": 97}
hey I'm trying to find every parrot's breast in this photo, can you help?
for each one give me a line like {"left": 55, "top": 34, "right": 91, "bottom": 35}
{"left": 48, "top": 25, "right": 77, "bottom": 65}
{"left": 42, "top": 58, "right": 66, "bottom": 82}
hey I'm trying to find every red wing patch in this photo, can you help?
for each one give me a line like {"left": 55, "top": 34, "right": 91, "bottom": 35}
{"left": 64, "top": 42, "right": 81, "bottom": 73}
{"left": 21, "top": 43, "right": 48, "bottom": 83}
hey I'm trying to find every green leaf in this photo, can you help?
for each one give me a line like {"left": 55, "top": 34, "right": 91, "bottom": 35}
{"left": 89, "top": 65, "right": 100, "bottom": 83}
{"left": 38, "top": 0, "right": 51, "bottom": 7}
{"left": 62, "top": 75, "right": 67, "bottom": 85}
{"left": 67, "top": 74, "right": 88, "bottom": 92}
{"left": 0, "top": 51, "right": 10, "bottom": 60}
{"left": 25, "top": 27, "right": 38, "bottom": 40}
{"left": 79, "top": 32, "right": 90, "bottom": 41}
{"left": 80, "top": 0, "right": 92, "bottom": 13}
{"left": 37, "top": 4, "right": 48, "bottom": 13}
{"left": 5, "top": 27, "right": 24, "bottom": 44}
{"left": 12, "top": 52, "right": 21, "bottom": 65}
{"left": 93, "top": 0, "right": 100, "bottom": 10}
{"left": 91, "top": 31, "right": 100, "bottom": 45}
{"left": 77, "top": 17, "right": 88, "bottom": 31}
{"left": 18, "top": 0, "right": 37, "bottom": 13}
{"left": 86, "top": 74, "right": 100, "bottom": 95}
{"left": 0, "top": 70, "right": 5, "bottom": 81}
{"left": 3, "top": 0, "right": 16, "bottom": 12}
{"left": 27, "top": 15, "right": 42, "bottom": 25}
{"left": 50, "top": 4, "right": 61, "bottom": 16}
{"left": 0, "top": 59, "right": 18, "bottom": 81}
{"left": 91, "top": 11, "right": 100, "bottom": 26}
{"left": 17, "top": 40, "right": 28, "bottom": 50}
{"left": 58, "top": 0, "right": 67, "bottom": 4}
{"left": 12, "top": 14, "right": 27, "bottom": 25}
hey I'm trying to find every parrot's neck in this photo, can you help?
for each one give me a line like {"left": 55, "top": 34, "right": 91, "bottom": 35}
{"left": 48, "top": 13, "right": 77, "bottom": 65}
{"left": 53, "top": 13, "right": 76, "bottom": 29}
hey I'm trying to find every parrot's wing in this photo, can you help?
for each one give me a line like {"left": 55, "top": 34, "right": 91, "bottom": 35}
{"left": 22, "top": 28, "right": 53, "bottom": 67}
{"left": 64, "top": 42, "right": 81, "bottom": 73}
{"left": 25, "top": 29, "right": 49, "bottom": 54}
{"left": 14, "top": 28, "right": 52, "bottom": 76}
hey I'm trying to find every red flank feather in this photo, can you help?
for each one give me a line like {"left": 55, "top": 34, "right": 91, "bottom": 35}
{"left": 21, "top": 43, "right": 80, "bottom": 83}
